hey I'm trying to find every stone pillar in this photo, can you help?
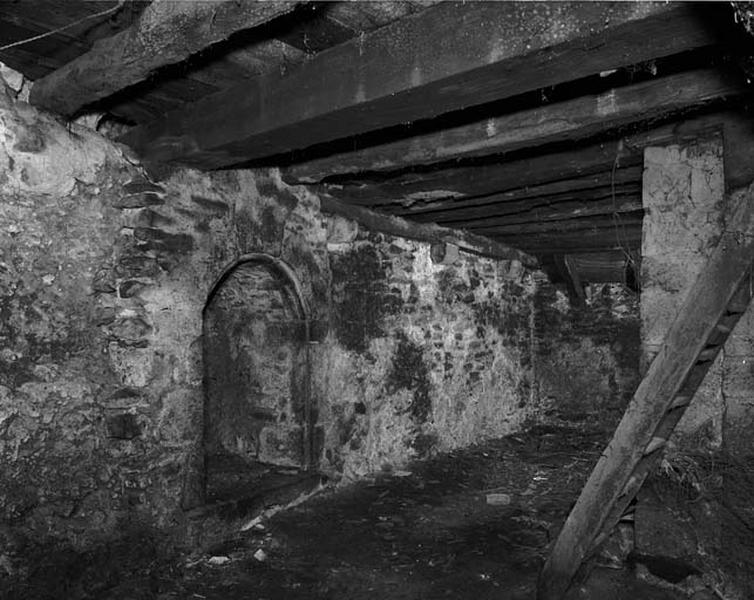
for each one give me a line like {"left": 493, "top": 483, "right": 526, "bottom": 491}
{"left": 640, "top": 132, "right": 754, "bottom": 597}
{"left": 640, "top": 133, "right": 726, "bottom": 450}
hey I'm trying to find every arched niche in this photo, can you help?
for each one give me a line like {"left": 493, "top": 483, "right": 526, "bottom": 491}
{"left": 203, "top": 254, "right": 312, "bottom": 478}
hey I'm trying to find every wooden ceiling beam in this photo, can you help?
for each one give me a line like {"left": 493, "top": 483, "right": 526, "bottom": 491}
{"left": 320, "top": 140, "right": 644, "bottom": 206}
{"left": 491, "top": 227, "right": 642, "bottom": 254}
{"left": 29, "top": 1, "right": 302, "bottom": 117}
{"left": 395, "top": 183, "right": 640, "bottom": 222}
{"left": 120, "top": 1, "right": 718, "bottom": 168}
{"left": 415, "top": 190, "right": 642, "bottom": 229}
{"left": 319, "top": 196, "right": 538, "bottom": 268}
{"left": 285, "top": 68, "right": 745, "bottom": 184}
{"left": 472, "top": 213, "right": 644, "bottom": 236}
{"left": 387, "top": 168, "right": 644, "bottom": 216}
{"left": 320, "top": 110, "right": 750, "bottom": 207}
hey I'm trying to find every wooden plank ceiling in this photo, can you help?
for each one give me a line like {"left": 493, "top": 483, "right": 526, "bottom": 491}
{"left": 3, "top": 1, "right": 753, "bottom": 288}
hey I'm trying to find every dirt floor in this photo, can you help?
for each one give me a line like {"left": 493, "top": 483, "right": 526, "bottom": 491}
{"left": 3, "top": 424, "right": 690, "bottom": 600}
{"left": 162, "top": 424, "right": 682, "bottom": 600}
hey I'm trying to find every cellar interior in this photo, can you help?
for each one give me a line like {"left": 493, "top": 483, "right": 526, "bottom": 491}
{"left": 1, "top": 2, "right": 754, "bottom": 599}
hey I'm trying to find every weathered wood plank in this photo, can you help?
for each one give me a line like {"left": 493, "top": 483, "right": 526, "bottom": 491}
{"left": 29, "top": 1, "right": 301, "bottom": 117}
{"left": 472, "top": 213, "right": 643, "bottom": 236}
{"left": 445, "top": 202, "right": 642, "bottom": 231}
{"left": 397, "top": 185, "right": 641, "bottom": 226}
{"left": 564, "top": 251, "right": 636, "bottom": 284}
{"left": 492, "top": 227, "right": 642, "bottom": 254}
{"left": 560, "top": 254, "right": 587, "bottom": 307}
{"left": 319, "top": 196, "right": 537, "bottom": 268}
{"left": 120, "top": 1, "right": 718, "bottom": 168}
{"left": 104, "top": 3, "right": 431, "bottom": 125}
{"left": 285, "top": 68, "right": 745, "bottom": 183}
{"left": 327, "top": 1, "right": 436, "bottom": 32}
{"left": 536, "top": 187, "right": 754, "bottom": 600}
{"left": 322, "top": 141, "right": 643, "bottom": 206}
{"left": 321, "top": 111, "right": 749, "bottom": 208}
{"left": 388, "top": 168, "right": 644, "bottom": 216}
{"left": 274, "top": 6, "right": 356, "bottom": 54}
{"left": 98, "top": 75, "right": 223, "bottom": 124}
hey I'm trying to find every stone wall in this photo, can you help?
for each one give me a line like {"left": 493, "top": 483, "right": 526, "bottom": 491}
{"left": 0, "top": 80, "right": 335, "bottom": 552}
{"left": 0, "top": 81, "right": 653, "bottom": 564}
{"left": 533, "top": 276, "right": 641, "bottom": 431}
{"left": 641, "top": 134, "right": 754, "bottom": 457}
{"left": 0, "top": 89, "right": 150, "bottom": 546}
{"left": 641, "top": 135, "right": 728, "bottom": 450}
{"left": 319, "top": 223, "right": 538, "bottom": 480}
{"left": 0, "top": 88, "right": 547, "bottom": 555}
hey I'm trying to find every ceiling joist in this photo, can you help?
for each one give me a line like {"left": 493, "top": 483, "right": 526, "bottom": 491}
{"left": 477, "top": 212, "right": 644, "bottom": 236}
{"left": 319, "top": 196, "right": 538, "bottom": 268}
{"left": 11, "top": 1, "right": 752, "bottom": 263}
{"left": 389, "top": 168, "right": 644, "bottom": 217}
{"left": 409, "top": 188, "right": 642, "bottom": 228}
{"left": 119, "top": 1, "right": 717, "bottom": 169}
{"left": 320, "top": 140, "right": 644, "bottom": 206}
{"left": 494, "top": 226, "right": 642, "bottom": 254}
{"left": 285, "top": 68, "right": 746, "bottom": 184}
{"left": 29, "top": 0, "right": 302, "bottom": 117}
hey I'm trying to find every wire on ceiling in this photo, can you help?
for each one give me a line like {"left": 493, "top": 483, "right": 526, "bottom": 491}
{"left": 0, "top": 0, "right": 126, "bottom": 53}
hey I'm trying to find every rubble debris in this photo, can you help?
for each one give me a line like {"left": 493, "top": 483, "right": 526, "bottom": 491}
{"left": 486, "top": 493, "right": 512, "bottom": 506}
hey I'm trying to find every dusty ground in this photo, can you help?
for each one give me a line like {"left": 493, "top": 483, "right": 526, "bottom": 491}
{"left": 2, "top": 424, "right": 687, "bottom": 600}
{"left": 160, "top": 424, "right": 681, "bottom": 600}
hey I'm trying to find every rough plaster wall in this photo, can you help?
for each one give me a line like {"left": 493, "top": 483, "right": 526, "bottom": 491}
{"left": 533, "top": 277, "right": 640, "bottom": 429}
{"left": 320, "top": 224, "right": 538, "bottom": 481}
{"left": 641, "top": 136, "right": 728, "bottom": 450}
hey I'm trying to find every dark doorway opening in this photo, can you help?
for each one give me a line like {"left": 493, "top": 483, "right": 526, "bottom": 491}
{"left": 202, "top": 254, "right": 314, "bottom": 505}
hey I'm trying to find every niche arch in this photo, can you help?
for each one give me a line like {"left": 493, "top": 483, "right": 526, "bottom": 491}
{"left": 203, "top": 254, "right": 313, "bottom": 484}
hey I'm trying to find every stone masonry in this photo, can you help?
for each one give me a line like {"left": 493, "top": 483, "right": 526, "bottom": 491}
{"left": 0, "top": 84, "right": 641, "bottom": 561}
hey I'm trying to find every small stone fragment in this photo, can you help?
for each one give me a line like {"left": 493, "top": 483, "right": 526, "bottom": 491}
{"left": 253, "top": 549, "right": 267, "bottom": 562}
{"left": 108, "top": 315, "right": 152, "bottom": 347}
{"left": 123, "top": 180, "right": 166, "bottom": 195}
{"left": 0, "top": 62, "right": 24, "bottom": 92}
{"left": 92, "top": 266, "right": 117, "bottom": 293}
{"left": 112, "top": 192, "right": 165, "bottom": 209}
{"left": 94, "top": 306, "right": 117, "bottom": 326}
{"left": 207, "top": 555, "right": 230, "bottom": 566}
{"left": 241, "top": 516, "right": 263, "bottom": 531}
{"left": 0, "top": 553, "right": 13, "bottom": 576}
{"left": 486, "top": 493, "right": 511, "bottom": 506}
{"left": 118, "top": 279, "right": 148, "bottom": 298}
